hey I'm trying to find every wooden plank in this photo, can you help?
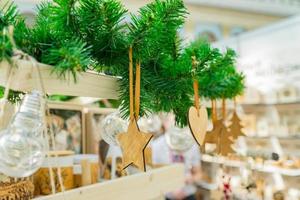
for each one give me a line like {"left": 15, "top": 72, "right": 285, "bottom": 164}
{"left": 201, "top": 154, "right": 300, "bottom": 177}
{"left": 34, "top": 164, "right": 185, "bottom": 200}
{"left": 68, "top": 97, "right": 102, "bottom": 105}
{"left": 0, "top": 59, "right": 119, "bottom": 99}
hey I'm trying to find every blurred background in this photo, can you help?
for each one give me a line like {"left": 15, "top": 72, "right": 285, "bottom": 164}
{"left": 8, "top": 0, "right": 300, "bottom": 40}
{"left": 2, "top": 1, "right": 300, "bottom": 199}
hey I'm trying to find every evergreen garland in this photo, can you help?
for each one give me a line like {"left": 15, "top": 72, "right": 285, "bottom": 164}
{"left": 0, "top": 32, "right": 12, "bottom": 63}
{"left": 0, "top": 0, "right": 245, "bottom": 126}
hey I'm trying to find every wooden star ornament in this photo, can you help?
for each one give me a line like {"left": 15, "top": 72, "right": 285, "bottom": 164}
{"left": 117, "top": 118, "right": 153, "bottom": 172}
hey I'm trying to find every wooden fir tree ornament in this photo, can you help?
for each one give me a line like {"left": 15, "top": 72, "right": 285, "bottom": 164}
{"left": 228, "top": 111, "right": 245, "bottom": 139}
{"left": 205, "top": 119, "right": 222, "bottom": 145}
{"left": 188, "top": 56, "right": 208, "bottom": 146}
{"left": 202, "top": 100, "right": 221, "bottom": 152}
{"left": 219, "top": 125, "right": 235, "bottom": 156}
{"left": 203, "top": 100, "right": 219, "bottom": 144}
{"left": 228, "top": 99, "right": 245, "bottom": 139}
{"left": 117, "top": 47, "right": 153, "bottom": 172}
{"left": 218, "top": 98, "right": 235, "bottom": 156}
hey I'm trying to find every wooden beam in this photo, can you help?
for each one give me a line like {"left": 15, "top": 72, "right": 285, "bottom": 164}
{"left": 68, "top": 97, "right": 102, "bottom": 105}
{"left": 0, "top": 59, "right": 119, "bottom": 99}
{"left": 34, "top": 164, "right": 185, "bottom": 200}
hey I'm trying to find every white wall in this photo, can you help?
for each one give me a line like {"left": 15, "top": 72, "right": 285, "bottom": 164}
{"left": 214, "top": 15, "right": 300, "bottom": 99}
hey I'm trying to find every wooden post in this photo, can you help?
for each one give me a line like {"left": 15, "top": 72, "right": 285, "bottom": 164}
{"left": 81, "top": 160, "right": 92, "bottom": 186}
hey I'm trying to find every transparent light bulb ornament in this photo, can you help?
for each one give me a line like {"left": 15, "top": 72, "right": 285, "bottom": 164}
{"left": 0, "top": 90, "right": 46, "bottom": 177}
{"left": 100, "top": 112, "right": 127, "bottom": 146}
{"left": 165, "top": 127, "right": 195, "bottom": 152}
{"left": 138, "top": 115, "right": 162, "bottom": 136}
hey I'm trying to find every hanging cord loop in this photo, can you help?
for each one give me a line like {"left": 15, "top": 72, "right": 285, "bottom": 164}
{"left": 134, "top": 60, "right": 141, "bottom": 120}
{"left": 129, "top": 47, "right": 134, "bottom": 121}
{"left": 128, "top": 47, "right": 142, "bottom": 121}
{"left": 28, "top": 56, "right": 65, "bottom": 195}
{"left": 211, "top": 99, "right": 217, "bottom": 124}
{"left": 222, "top": 98, "right": 226, "bottom": 120}
{"left": 192, "top": 56, "right": 200, "bottom": 116}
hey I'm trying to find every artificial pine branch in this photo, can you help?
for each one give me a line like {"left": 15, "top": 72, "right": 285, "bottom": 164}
{"left": 0, "top": 0, "right": 245, "bottom": 126}
{"left": 0, "top": 1, "right": 19, "bottom": 29}
{"left": 26, "top": 0, "right": 92, "bottom": 81}
{"left": 77, "top": 0, "right": 128, "bottom": 73}
{"left": 0, "top": 31, "right": 13, "bottom": 63}
{"left": 0, "top": 2, "right": 17, "bottom": 62}
{"left": 42, "top": 39, "right": 91, "bottom": 82}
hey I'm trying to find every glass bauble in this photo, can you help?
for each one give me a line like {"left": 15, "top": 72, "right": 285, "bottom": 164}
{"left": 100, "top": 112, "right": 127, "bottom": 146}
{"left": 138, "top": 115, "right": 162, "bottom": 135}
{"left": 0, "top": 91, "right": 46, "bottom": 177}
{"left": 165, "top": 127, "right": 195, "bottom": 152}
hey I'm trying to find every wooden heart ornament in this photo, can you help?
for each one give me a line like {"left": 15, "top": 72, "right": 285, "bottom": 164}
{"left": 188, "top": 106, "right": 208, "bottom": 146}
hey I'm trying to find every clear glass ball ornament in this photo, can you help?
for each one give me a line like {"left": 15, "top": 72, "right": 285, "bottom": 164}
{"left": 138, "top": 115, "right": 162, "bottom": 135}
{"left": 100, "top": 112, "right": 127, "bottom": 146}
{"left": 0, "top": 90, "right": 46, "bottom": 177}
{"left": 165, "top": 127, "right": 195, "bottom": 152}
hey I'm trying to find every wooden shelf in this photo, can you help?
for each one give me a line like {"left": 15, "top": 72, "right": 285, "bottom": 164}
{"left": 0, "top": 59, "right": 120, "bottom": 99}
{"left": 241, "top": 101, "right": 300, "bottom": 111}
{"left": 201, "top": 155, "right": 300, "bottom": 177}
{"left": 245, "top": 136, "right": 300, "bottom": 140}
{"left": 34, "top": 164, "right": 185, "bottom": 200}
{"left": 196, "top": 181, "right": 218, "bottom": 191}
{"left": 202, "top": 100, "right": 300, "bottom": 109}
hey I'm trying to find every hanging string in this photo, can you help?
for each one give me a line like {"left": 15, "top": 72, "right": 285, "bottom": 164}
{"left": 28, "top": 56, "right": 66, "bottom": 196}
{"left": 0, "top": 67, "right": 13, "bottom": 128}
{"left": 128, "top": 47, "right": 141, "bottom": 121}
{"left": 134, "top": 61, "right": 141, "bottom": 120}
{"left": 222, "top": 98, "right": 226, "bottom": 120}
{"left": 17, "top": 55, "right": 57, "bottom": 194}
{"left": 234, "top": 97, "right": 237, "bottom": 110}
{"left": 211, "top": 100, "right": 214, "bottom": 123}
{"left": 7, "top": 26, "right": 17, "bottom": 52}
{"left": 211, "top": 99, "right": 217, "bottom": 124}
{"left": 192, "top": 56, "right": 200, "bottom": 116}
{"left": 42, "top": 121, "right": 56, "bottom": 194}
{"left": 0, "top": 28, "right": 15, "bottom": 127}
{"left": 129, "top": 47, "right": 134, "bottom": 121}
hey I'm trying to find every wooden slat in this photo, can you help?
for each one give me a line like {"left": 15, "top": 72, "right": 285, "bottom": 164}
{"left": 67, "top": 97, "right": 102, "bottom": 105}
{"left": 0, "top": 59, "right": 119, "bottom": 99}
{"left": 34, "top": 164, "right": 185, "bottom": 200}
